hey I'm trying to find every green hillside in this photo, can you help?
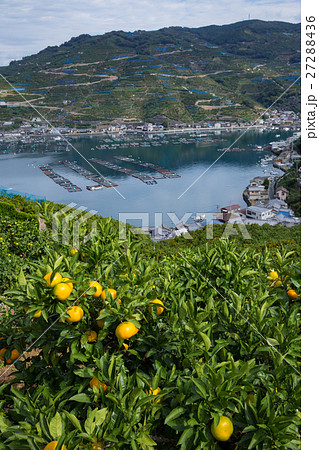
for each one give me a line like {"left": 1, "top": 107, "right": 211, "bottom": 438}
{"left": 0, "top": 20, "right": 301, "bottom": 126}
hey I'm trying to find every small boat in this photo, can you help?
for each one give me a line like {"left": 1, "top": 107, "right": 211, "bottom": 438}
{"left": 194, "top": 214, "right": 206, "bottom": 222}
{"left": 86, "top": 185, "right": 103, "bottom": 191}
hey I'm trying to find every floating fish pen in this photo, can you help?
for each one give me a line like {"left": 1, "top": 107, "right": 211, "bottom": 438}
{"left": 217, "top": 147, "right": 246, "bottom": 152}
{"left": 61, "top": 161, "right": 118, "bottom": 188}
{"left": 38, "top": 164, "right": 82, "bottom": 192}
{"left": 90, "top": 158, "right": 157, "bottom": 185}
{"left": 95, "top": 145, "right": 110, "bottom": 150}
{"left": 113, "top": 156, "right": 180, "bottom": 178}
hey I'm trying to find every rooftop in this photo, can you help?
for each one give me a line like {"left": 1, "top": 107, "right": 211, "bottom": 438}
{"left": 247, "top": 205, "right": 273, "bottom": 213}
{"left": 221, "top": 204, "right": 241, "bottom": 212}
{"left": 276, "top": 186, "right": 289, "bottom": 193}
{"left": 248, "top": 186, "right": 266, "bottom": 192}
{"left": 266, "top": 199, "right": 287, "bottom": 209}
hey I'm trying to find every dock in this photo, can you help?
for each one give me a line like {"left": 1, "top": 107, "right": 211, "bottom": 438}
{"left": 61, "top": 161, "right": 118, "bottom": 188}
{"left": 38, "top": 164, "right": 82, "bottom": 192}
{"left": 90, "top": 158, "right": 157, "bottom": 184}
{"left": 113, "top": 156, "right": 181, "bottom": 178}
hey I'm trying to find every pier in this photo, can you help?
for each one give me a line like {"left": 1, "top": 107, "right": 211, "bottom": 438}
{"left": 61, "top": 161, "right": 118, "bottom": 188}
{"left": 90, "top": 158, "right": 157, "bottom": 184}
{"left": 38, "top": 164, "right": 82, "bottom": 192}
{"left": 113, "top": 156, "right": 180, "bottom": 178}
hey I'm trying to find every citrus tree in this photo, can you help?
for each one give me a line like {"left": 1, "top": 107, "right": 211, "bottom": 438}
{"left": 0, "top": 220, "right": 301, "bottom": 449}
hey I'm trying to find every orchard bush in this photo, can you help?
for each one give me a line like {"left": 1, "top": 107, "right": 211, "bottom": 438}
{"left": 0, "top": 219, "right": 301, "bottom": 449}
{"left": 0, "top": 217, "right": 50, "bottom": 292}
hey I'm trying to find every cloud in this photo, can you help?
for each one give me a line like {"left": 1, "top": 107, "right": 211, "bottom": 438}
{"left": 0, "top": 0, "right": 300, "bottom": 66}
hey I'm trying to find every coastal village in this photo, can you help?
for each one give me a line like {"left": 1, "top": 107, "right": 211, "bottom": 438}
{"left": 141, "top": 132, "right": 301, "bottom": 242}
{"left": 0, "top": 108, "right": 300, "bottom": 139}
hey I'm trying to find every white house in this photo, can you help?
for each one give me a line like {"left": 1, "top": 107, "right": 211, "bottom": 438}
{"left": 246, "top": 205, "right": 274, "bottom": 220}
{"left": 247, "top": 185, "right": 269, "bottom": 204}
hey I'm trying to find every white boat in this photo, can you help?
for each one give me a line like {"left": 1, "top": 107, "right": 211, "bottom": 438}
{"left": 86, "top": 185, "right": 103, "bottom": 191}
{"left": 194, "top": 214, "right": 206, "bottom": 222}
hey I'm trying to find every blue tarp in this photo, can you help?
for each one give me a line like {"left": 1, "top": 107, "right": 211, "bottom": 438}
{"left": 0, "top": 186, "right": 46, "bottom": 203}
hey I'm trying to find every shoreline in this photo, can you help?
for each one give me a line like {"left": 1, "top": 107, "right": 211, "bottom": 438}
{"left": 0, "top": 125, "right": 300, "bottom": 142}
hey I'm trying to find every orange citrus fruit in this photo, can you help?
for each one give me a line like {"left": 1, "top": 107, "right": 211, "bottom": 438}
{"left": 44, "top": 442, "right": 67, "bottom": 450}
{"left": 84, "top": 330, "right": 97, "bottom": 342}
{"left": 44, "top": 272, "right": 62, "bottom": 287}
{"left": 147, "top": 386, "right": 161, "bottom": 396}
{"left": 70, "top": 248, "right": 78, "bottom": 256}
{"left": 6, "top": 349, "right": 21, "bottom": 365}
{"left": 146, "top": 386, "right": 162, "bottom": 402}
{"left": 90, "top": 281, "right": 102, "bottom": 298}
{"left": 274, "top": 280, "right": 282, "bottom": 287}
{"left": 9, "top": 349, "right": 20, "bottom": 361}
{"left": 0, "top": 348, "right": 7, "bottom": 361}
{"left": 80, "top": 439, "right": 104, "bottom": 449}
{"left": 101, "top": 288, "right": 120, "bottom": 303}
{"left": 97, "top": 309, "right": 106, "bottom": 328}
{"left": 287, "top": 289, "right": 298, "bottom": 299}
{"left": 92, "top": 443, "right": 104, "bottom": 449}
{"left": 66, "top": 306, "right": 84, "bottom": 322}
{"left": 61, "top": 277, "right": 74, "bottom": 292}
{"left": 148, "top": 299, "right": 164, "bottom": 316}
{"left": 90, "top": 376, "right": 108, "bottom": 392}
{"left": 269, "top": 271, "right": 279, "bottom": 280}
{"left": 211, "top": 416, "right": 233, "bottom": 442}
{"left": 53, "top": 282, "right": 72, "bottom": 300}
{"left": 115, "top": 322, "right": 139, "bottom": 340}
{"left": 123, "top": 343, "right": 129, "bottom": 351}
{"left": 24, "top": 307, "right": 42, "bottom": 318}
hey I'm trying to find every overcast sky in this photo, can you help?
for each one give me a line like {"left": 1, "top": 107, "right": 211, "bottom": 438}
{"left": 0, "top": 0, "right": 300, "bottom": 66}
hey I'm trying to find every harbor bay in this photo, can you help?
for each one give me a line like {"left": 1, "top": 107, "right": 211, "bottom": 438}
{"left": 0, "top": 129, "right": 294, "bottom": 226}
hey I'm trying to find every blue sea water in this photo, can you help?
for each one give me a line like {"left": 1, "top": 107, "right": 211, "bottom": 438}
{"left": 0, "top": 129, "right": 293, "bottom": 227}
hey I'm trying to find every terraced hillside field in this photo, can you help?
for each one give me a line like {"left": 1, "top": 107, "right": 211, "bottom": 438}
{"left": 0, "top": 20, "right": 300, "bottom": 126}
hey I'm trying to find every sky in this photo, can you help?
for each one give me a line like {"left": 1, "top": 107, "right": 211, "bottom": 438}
{"left": 0, "top": 0, "right": 300, "bottom": 66}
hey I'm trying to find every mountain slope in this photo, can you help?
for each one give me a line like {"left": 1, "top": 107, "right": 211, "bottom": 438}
{"left": 0, "top": 20, "right": 301, "bottom": 126}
